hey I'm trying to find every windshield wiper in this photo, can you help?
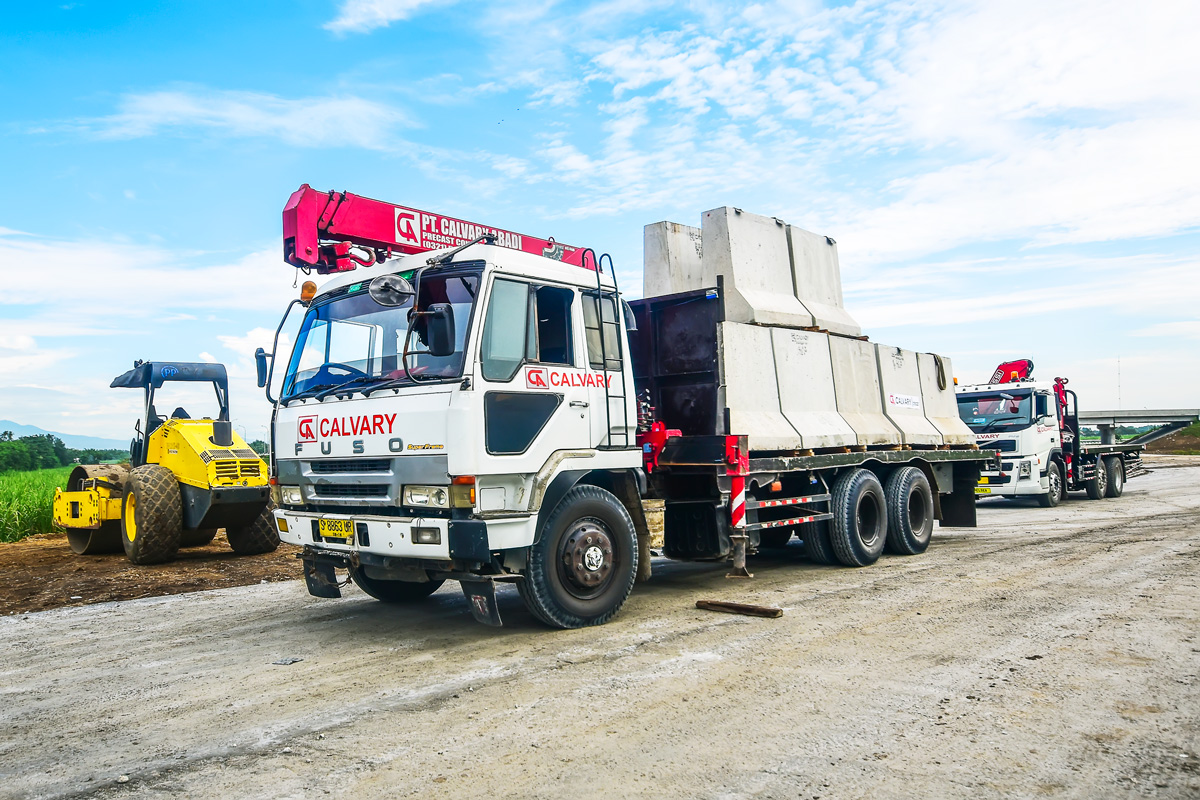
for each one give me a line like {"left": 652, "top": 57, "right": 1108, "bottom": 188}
{"left": 978, "top": 416, "right": 1024, "bottom": 432}
{"left": 314, "top": 375, "right": 380, "bottom": 401}
{"left": 283, "top": 383, "right": 339, "bottom": 404}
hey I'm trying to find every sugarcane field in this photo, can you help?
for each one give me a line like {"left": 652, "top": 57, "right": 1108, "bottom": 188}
{"left": 2, "top": 2, "right": 1199, "bottom": 799}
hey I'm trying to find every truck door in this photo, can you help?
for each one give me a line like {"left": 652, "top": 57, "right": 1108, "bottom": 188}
{"left": 477, "top": 278, "right": 590, "bottom": 463}
{"left": 582, "top": 291, "right": 632, "bottom": 448}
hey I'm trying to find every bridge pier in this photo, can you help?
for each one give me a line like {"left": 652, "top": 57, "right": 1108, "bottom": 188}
{"left": 1099, "top": 424, "right": 1116, "bottom": 445}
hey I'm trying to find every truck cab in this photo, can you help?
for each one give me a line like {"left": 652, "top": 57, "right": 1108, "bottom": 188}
{"left": 955, "top": 380, "right": 1062, "bottom": 502}
{"left": 266, "top": 243, "right": 643, "bottom": 626}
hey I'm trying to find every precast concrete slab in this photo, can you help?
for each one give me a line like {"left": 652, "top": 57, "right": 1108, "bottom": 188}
{"left": 875, "top": 345, "right": 943, "bottom": 446}
{"left": 771, "top": 328, "right": 858, "bottom": 449}
{"left": 918, "top": 352, "right": 976, "bottom": 446}
{"left": 643, "top": 221, "right": 706, "bottom": 298}
{"left": 702, "top": 207, "right": 815, "bottom": 328}
{"left": 829, "top": 337, "right": 902, "bottom": 446}
{"left": 787, "top": 226, "right": 862, "bottom": 337}
{"left": 719, "top": 322, "right": 804, "bottom": 451}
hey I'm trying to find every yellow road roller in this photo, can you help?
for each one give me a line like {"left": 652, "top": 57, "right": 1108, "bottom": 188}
{"left": 53, "top": 360, "right": 278, "bottom": 564}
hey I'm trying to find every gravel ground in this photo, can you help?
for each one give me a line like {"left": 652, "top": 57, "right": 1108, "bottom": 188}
{"left": 1, "top": 456, "right": 1197, "bottom": 800}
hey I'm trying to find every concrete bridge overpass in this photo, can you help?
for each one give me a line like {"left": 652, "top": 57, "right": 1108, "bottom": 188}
{"left": 1077, "top": 409, "right": 1200, "bottom": 444}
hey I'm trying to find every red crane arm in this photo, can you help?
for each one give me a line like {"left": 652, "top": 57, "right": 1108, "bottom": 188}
{"left": 283, "top": 184, "right": 588, "bottom": 274}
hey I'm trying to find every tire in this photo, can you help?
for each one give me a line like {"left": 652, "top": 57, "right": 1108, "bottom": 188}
{"left": 521, "top": 484, "right": 638, "bottom": 629}
{"left": 1105, "top": 456, "right": 1125, "bottom": 498}
{"left": 180, "top": 528, "right": 217, "bottom": 548}
{"left": 758, "top": 530, "right": 793, "bottom": 549}
{"left": 800, "top": 520, "right": 838, "bottom": 565}
{"left": 350, "top": 567, "right": 444, "bottom": 603}
{"left": 883, "top": 466, "right": 934, "bottom": 556}
{"left": 120, "top": 465, "right": 182, "bottom": 564}
{"left": 226, "top": 505, "right": 280, "bottom": 555}
{"left": 828, "top": 469, "right": 887, "bottom": 567}
{"left": 1037, "top": 461, "right": 1062, "bottom": 508}
{"left": 1085, "top": 457, "right": 1108, "bottom": 500}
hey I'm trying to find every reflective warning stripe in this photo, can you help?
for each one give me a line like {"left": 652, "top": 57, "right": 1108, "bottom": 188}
{"left": 731, "top": 476, "right": 746, "bottom": 529}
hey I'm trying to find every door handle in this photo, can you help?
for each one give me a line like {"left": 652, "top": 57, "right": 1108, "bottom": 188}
{"left": 569, "top": 401, "right": 590, "bottom": 408}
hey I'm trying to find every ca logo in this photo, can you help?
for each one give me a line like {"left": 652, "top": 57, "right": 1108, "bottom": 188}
{"left": 395, "top": 208, "right": 420, "bottom": 246}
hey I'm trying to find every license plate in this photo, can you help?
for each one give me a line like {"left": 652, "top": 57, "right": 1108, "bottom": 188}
{"left": 318, "top": 518, "right": 355, "bottom": 540}
{"left": 975, "top": 487, "right": 991, "bottom": 495}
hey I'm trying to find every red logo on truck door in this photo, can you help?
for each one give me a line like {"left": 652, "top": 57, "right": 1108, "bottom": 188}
{"left": 298, "top": 416, "right": 317, "bottom": 442}
{"left": 298, "top": 413, "right": 397, "bottom": 439}
{"left": 524, "top": 365, "right": 612, "bottom": 389}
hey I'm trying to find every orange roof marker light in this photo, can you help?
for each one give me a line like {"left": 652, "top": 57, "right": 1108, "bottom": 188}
{"left": 300, "top": 280, "right": 317, "bottom": 304}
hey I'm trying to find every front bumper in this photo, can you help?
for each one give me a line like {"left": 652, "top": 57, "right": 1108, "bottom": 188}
{"left": 274, "top": 508, "right": 492, "bottom": 563}
{"left": 975, "top": 457, "right": 1043, "bottom": 497}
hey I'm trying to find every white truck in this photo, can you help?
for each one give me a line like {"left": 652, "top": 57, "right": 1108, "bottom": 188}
{"left": 955, "top": 359, "right": 1145, "bottom": 507}
{"left": 256, "top": 186, "right": 993, "bottom": 628}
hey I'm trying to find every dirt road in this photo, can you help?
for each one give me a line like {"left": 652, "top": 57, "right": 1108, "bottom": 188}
{"left": 2, "top": 458, "right": 1197, "bottom": 799}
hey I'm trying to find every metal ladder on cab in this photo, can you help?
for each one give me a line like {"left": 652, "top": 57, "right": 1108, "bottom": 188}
{"left": 588, "top": 251, "right": 632, "bottom": 450}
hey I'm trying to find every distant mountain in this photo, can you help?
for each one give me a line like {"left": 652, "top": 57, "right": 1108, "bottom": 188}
{"left": 0, "top": 420, "right": 128, "bottom": 450}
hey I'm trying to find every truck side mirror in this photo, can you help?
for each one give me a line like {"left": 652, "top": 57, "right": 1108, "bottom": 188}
{"left": 255, "top": 347, "right": 269, "bottom": 388}
{"left": 1035, "top": 394, "right": 1049, "bottom": 419}
{"left": 425, "top": 303, "right": 456, "bottom": 357}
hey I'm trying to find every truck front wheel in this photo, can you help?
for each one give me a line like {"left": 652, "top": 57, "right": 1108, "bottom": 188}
{"left": 1105, "top": 456, "right": 1125, "bottom": 497}
{"left": 520, "top": 485, "right": 638, "bottom": 629}
{"left": 829, "top": 468, "right": 887, "bottom": 567}
{"left": 350, "top": 567, "right": 444, "bottom": 603}
{"left": 883, "top": 466, "right": 933, "bottom": 555}
{"left": 1085, "top": 458, "right": 1108, "bottom": 500}
{"left": 1037, "top": 462, "right": 1062, "bottom": 508}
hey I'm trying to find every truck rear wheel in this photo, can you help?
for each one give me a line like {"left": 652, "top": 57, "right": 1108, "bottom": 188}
{"left": 226, "top": 506, "right": 281, "bottom": 555}
{"left": 883, "top": 466, "right": 933, "bottom": 555}
{"left": 350, "top": 567, "right": 445, "bottom": 603}
{"left": 1085, "top": 457, "right": 1108, "bottom": 500}
{"left": 121, "top": 465, "right": 182, "bottom": 565}
{"left": 1037, "top": 462, "right": 1062, "bottom": 508}
{"left": 1105, "top": 456, "right": 1125, "bottom": 497}
{"left": 520, "top": 485, "right": 638, "bottom": 629}
{"left": 801, "top": 520, "right": 838, "bottom": 565}
{"left": 829, "top": 468, "right": 887, "bottom": 567}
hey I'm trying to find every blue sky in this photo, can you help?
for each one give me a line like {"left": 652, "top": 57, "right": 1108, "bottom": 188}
{"left": 3, "top": 0, "right": 1199, "bottom": 441}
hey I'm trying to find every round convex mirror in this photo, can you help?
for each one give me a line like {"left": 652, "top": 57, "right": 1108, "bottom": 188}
{"left": 368, "top": 273, "right": 415, "bottom": 307}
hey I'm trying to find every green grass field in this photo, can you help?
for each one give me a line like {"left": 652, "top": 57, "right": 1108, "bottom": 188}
{"left": 0, "top": 466, "right": 72, "bottom": 543}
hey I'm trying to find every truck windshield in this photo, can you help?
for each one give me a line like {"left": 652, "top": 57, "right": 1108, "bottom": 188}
{"left": 956, "top": 389, "right": 1033, "bottom": 432}
{"left": 282, "top": 269, "right": 480, "bottom": 400}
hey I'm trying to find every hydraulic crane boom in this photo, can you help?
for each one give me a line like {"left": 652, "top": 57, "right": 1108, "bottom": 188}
{"left": 283, "top": 184, "right": 588, "bottom": 274}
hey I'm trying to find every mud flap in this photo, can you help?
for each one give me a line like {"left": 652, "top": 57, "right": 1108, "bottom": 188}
{"left": 459, "top": 579, "right": 503, "bottom": 627}
{"left": 304, "top": 559, "right": 342, "bottom": 598}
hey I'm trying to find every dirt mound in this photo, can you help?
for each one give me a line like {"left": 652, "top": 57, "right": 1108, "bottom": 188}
{"left": 1, "top": 531, "right": 302, "bottom": 615}
{"left": 1145, "top": 422, "right": 1200, "bottom": 454}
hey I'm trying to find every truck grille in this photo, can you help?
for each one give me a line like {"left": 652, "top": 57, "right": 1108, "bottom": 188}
{"left": 213, "top": 460, "right": 262, "bottom": 479}
{"left": 989, "top": 440, "right": 1016, "bottom": 452}
{"left": 310, "top": 459, "right": 391, "bottom": 474}
{"left": 310, "top": 483, "right": 389, "bottom": 498}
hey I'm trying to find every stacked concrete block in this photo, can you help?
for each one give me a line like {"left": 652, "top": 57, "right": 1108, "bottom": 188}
{"left": 771, "top": 328, "right": 857, "bottom": 449}
{"left": 718, "top": 323, "right": 804, "bottom": 452}
{"left": 786, "top": 226, "right": 862, "bottom": 337}
{"left": 917, "top": 353, "right": 976, "bottom": 446}
{"left": 829, "top": 338, "right": 903, "bottom": 446}
{"left": 643, "top": 221, "right": 706, "bottom": 298}
{"left": 700, "top": 207, "right": 815, "bottom": 328}
{"left": 875, "top": 345, "right": 944, "bottom": 446}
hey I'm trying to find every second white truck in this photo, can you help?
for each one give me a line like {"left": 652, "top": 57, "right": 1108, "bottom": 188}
{"left": 956, "top": 359, "right": 1144, "bottom": 507}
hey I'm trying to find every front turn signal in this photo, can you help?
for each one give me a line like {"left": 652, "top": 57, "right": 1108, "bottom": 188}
{"left": 449, "top": 475, "right": 476, "bottom": 508}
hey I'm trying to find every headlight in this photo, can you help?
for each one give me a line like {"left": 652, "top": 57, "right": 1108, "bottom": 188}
{"left": 279, "top": 485, "right": 304, "bottom": 505}
{"left": 403, "top": 485, "right": 449, "bottom": 508}
{"left": 1019, "top": 461, "right": 1032, "bottom": 477}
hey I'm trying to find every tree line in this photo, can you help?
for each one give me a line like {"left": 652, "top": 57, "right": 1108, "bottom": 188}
{"left": 0, "top": 431, "right": 269, "bottom": 472}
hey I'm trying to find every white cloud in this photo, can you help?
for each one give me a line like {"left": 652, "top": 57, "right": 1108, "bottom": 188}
{"left": 1131, "top": 321, "right": 1200, "bottom": 340}
{"left": 325, "top": 0, "right": 453, "bottom": 33}
{"left": 90, "top": 88, "right": 412, "bottom": 151}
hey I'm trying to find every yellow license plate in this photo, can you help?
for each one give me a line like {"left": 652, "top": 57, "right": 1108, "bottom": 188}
{"left": 975, "top": 486, "right": 991, "bottom": 495}
{"left": 318, "top": 518, "right": 355, "bottom": 540}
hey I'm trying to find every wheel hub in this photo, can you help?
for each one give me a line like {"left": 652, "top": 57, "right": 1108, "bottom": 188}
{"left": 560, "top": 520, "right": 614, "bottom": 593}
